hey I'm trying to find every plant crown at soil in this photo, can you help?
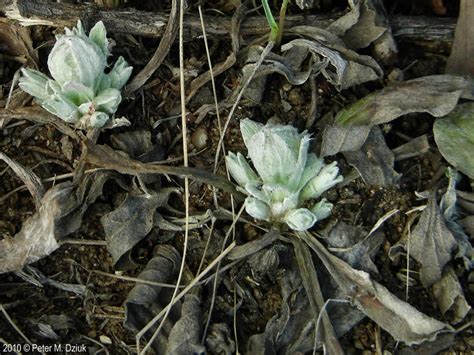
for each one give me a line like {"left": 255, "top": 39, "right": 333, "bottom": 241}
{"left": 227, "top": 119, "right": 343, "bottom": 231}
{"left": 19, "top": 21, "right": 132, "bottom": 129}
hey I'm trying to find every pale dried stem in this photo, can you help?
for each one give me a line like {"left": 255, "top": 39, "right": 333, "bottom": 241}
{"left": 0, "top": 304, "right": 32, "bottom": 345}
{"left": 201, "top": 204, "right": 245, "bottom": 343}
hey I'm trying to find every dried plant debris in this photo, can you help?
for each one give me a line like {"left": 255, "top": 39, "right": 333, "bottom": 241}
{"left": 292, "top": 238, "right": 343, "bottom": 354}
{"left": 320, "top": 122, "right": 371, "bottom": 157}
{"left": 110, "top": 130, "right": 164, "bottom": 184}
{"left": 336, "top": 75, "right": 469, "bottom": 127}
{"left": 434, "top": 102, "right": 474, "bottom": 180}
{"left": 320, "top": 75, "right": 470, "bottom": 156}
{"left": 166, "top": 294, "right": 205, "bottom": 355}
{"left": 457, "top": 190, "right": 474, "bottom": 214}
{"left": 110, "top": 130, "right": 154, "bottom": 158}
{"left": 187, "top": 53, "right": 236, "bottom": 103}
{"left": 247, "top": 268, "right": 317, "bottom": 354}
{"left": 392, "top": 134, "right": 430, "bottom": 161}
{"left": 84, "top": 141, "right": 243, "bottom": 197}
{"left": 0, "top": 151, "right": 45, "bottom": 209}
{"left": 300, "top": 234, "right": 453, "bottom": 346}
{"left": 100, "top": 188, "right": 179, "bottom": 270}
{"left": 16, "top": 265, "right": 87, "bottom": 296}
{"left": 343, "top": 127, "right": 400, "bottom": 186}
{"left": 0, "top": 106, "right": 81, "bottom": 140}
{"left": 387, "top": 173, "right": 471, "bottom": 322}
{"left": 205, "top": 323, "right": 235, "bottom": 354}
{"left": 28, "top": 314, "right": 75, "bottom": 341}
{"left": 460, "top": 215, "right": 474, "bottom": 238}
{"left": 432, "top": 267, "right": 471, "bottom": 323}
{"left": 0, "top": 18, "right": 38, "bottom": 67}
{"left": 410, "top": 193, "right": 458, "bottom": 287}
{"left": 0, "top": 183, "right": 70, "bottom": 274}
{"left": 247, "top": 257, "right": 363, "bottom": 353}
{"left": 325, "top": 221, "right": 383, "bottom": 276}
{"left": 227, "top": 230, "right": 280, "bottom": 261}
{"left": 241, "top": 45, "right": 311, "bottom": 103}
{"left": 247, "top": 245, "right": 282, "bottom": 281}
{"left": 124, "top": 245, "right": 181, "bottom": 353}
{"left": 439, "top": 170, "right": 474, "bottom": 268}
{"left": 240, "top": 18, "right": 383, "bottom": 102}
{"left": 295, "top": 0, "right": 317, "bottom": 10}
{"left": 0, "top": 170, "right": 125, "bottom": 274}
{"left": 325, "top": 0, "right": 399, "bottom": 64}
{"left": 281, "top": 37, "right": 382, "bottom": 90}
{"left": 55, "top": 170, "right": 127, "bottom": 237}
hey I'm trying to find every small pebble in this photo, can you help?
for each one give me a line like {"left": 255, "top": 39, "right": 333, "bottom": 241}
{"left": 191, "top": 126, "right": 208, "bottom": 149}
{"left": 99, "top": 335, "right": 112, "bottom": 344}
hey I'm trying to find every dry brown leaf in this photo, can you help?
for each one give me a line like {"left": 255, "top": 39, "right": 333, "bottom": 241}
{"left": 432, "top": 267, "right": 471, "bottom": 323}
{"left": 0, "top": 151, "right": 44, "bottom": 209}
{"left": 299, "top": 232, "right": 453, "bottom": 345}
{"left": 410, "top": 193, "right": 458, "bottom": 287}
{"left": 0, "top": 18, "right": 38, "bottom": 67}
{"left": 0, "top": 183, "right": 73, "bottom": 274}
{"left": 343, "top": 127, "right": 400, "bottom": 186}
{"left": 101, "top": 189, "right": 178, "bottom": 270}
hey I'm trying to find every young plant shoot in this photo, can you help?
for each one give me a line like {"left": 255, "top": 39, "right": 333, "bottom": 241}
{"left": 19, "top": 21, "right": 132, "bottom": 129}
{"left": 227, "top": 119, "right": 343, "bottom": 231}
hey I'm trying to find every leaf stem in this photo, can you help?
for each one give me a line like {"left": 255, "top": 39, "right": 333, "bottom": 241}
{"left": 262, "top": 0, "right": 278, "bottom": 42}
{"left": 276, "top": 0, "right": 290, "bottom": 49}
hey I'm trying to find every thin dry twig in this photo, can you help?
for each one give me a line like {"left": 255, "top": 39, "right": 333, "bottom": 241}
{"left": 0, "top": 304, "right": 32, "bottom": 345}
{"left": 196, "top": 216, "right": 216, "bottom": 276}
{"left": 201, "top": 204, "right": 246, "bottom": 343}
{"left": 313, "top": 298, "right": 349, "bottom": 355}
{"left": 125, "top": 0, "right": 178, "bottom": 94}
{"left": 233, "top": 280, "right": 239, "bottom": 354}
{"left": 90, "top": 270, "right": 181, "bottom": 289}
{"left": 137, "top": 1, "right": 188, "bottom": 352}
{"left": 84, "top": 141, "right": 244, "bottom": 199}
{"left": 0, "top": 107, "right": 80, "bottom": 141}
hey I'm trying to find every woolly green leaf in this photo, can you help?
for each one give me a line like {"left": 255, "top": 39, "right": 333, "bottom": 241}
{"left": 107, "top": 56, "right": 132, "bottom": 90}
{"left": 88, "top": 21, "right": 109, "bottom": 57}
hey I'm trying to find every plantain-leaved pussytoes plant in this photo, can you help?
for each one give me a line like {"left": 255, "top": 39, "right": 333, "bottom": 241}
{"left": 19, "top": 21, "right": 132, "bottom": 129}
{"left": 226, "top": 119, "right": 343, "bottom": 231}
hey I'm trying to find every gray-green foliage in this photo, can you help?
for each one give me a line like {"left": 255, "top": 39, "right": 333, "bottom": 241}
{"left": 226, "top": 119, "right": 343, "bottom": 231}
{"left": 19, "top": 21, "right": 132, "bottom": 128}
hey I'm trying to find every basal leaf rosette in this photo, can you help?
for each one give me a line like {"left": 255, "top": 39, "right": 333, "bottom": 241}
{"left": 19, "top": 21, "right": 133, "bottom": 129}
{"left": 226, "top": 119, "right": 343, "bottom": 231}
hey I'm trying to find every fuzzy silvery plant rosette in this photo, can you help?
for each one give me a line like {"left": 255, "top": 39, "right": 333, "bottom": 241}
{"left": 227, "top": 119, "right": 343, "bottom": 231}
{"left": 19, "top": 21, "right": 132, "bottom": 129}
